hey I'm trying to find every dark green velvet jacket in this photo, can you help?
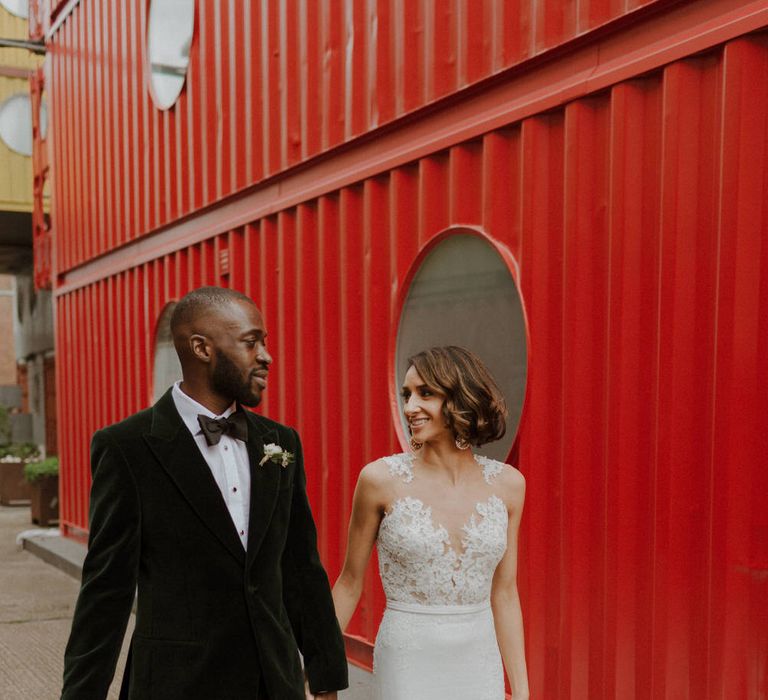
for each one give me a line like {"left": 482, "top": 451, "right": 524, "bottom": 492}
{"left": 61, "top": 389, "right": 348, "bottom": 700}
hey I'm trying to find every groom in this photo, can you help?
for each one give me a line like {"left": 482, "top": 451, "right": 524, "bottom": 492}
{"left": 61, "top": 287, "right": 348, "bottom": 699}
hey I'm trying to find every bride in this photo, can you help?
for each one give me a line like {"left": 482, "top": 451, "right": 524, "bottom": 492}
{"left": 332, "top": 346, "right": 529, "bottom": 700}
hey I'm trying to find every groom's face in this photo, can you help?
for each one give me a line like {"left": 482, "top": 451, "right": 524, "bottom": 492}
{"left": 208, "top": 300, "right": 272, "bottom": 407}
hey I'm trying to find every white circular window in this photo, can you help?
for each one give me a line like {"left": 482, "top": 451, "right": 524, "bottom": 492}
{"left": 147, "top": 0, "right": 195, "bottom": 109}
{"left": 153, "top": 303, "right": 182, "bottom": 401}
{"left": 0, "top": 0, "right": 28, "bottom": 18}
{"left": 395, "top": 231, "right": 528, "bottom": 461}
{"left": 0, "top": 94, "right": 46, "bottom": 156}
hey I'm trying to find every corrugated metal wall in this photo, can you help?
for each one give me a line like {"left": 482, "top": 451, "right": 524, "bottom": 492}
{"left": 48, "top": 0, "right": 669, "bottom": 271}
{"left": 50, "top": 1, "right": 768, "bottom": 698}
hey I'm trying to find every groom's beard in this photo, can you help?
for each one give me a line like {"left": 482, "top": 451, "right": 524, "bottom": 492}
{"left": 211, "top": 348, "right": 262, "bottom": 407}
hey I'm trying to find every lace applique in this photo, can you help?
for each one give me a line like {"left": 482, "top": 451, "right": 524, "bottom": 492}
{"left": 382, "top": 452, "right": 415, "bottom": 483}
{"left": 474, "top": 455, "right": 504, "bottom": 485}
{"left": 377, "top": 495, "right": 508, "bottom": 606}
{"left": 383, "top": 452, "right": 505, "bottom": 486}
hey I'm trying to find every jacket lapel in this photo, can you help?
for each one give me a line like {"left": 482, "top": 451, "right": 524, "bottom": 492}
{"left": 243, "top": 410, "right": 280, "bottom": 565}
{"left": 143, "top": 390, "right": 246, "bottom": 566}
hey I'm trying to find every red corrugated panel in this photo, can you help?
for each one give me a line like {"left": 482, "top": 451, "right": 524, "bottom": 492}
{"left": 715, "top": 35, "right": 768, "bottom": 700}
{"left": 518, "top": 110, "right": 566, "bottom": 697}
{"left": 52, "top": 6, "right": 768, "bottom": 700}
{"left": 605, "top": 75, "right": 664, "bottom": 700}
{"left": 561, "top": 94, "right": 611, "bottom": 699}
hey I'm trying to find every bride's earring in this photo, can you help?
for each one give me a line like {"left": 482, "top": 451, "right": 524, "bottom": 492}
{"left": 455, "top": 436, "right": 470, "bottom": 450}
{"left": 410, "top": 436, "right": 423, "bottom": 451}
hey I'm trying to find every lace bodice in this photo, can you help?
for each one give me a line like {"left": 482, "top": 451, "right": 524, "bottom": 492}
{"left": 377, "top": 453, "right": 508, "bottom": 606}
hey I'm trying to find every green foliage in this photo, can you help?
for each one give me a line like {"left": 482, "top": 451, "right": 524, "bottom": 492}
{"left": 24, "top": 456, "right": 59, "bottom": 483}
{"left": 0, "top": 442, "right": 41, "bottom": 460}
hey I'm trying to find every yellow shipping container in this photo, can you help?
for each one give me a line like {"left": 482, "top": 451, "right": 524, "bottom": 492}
{"left": 0, "top": 5, "right": 43, "bottom": 212}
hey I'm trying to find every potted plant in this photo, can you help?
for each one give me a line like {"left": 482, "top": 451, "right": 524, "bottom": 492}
{"left": 0, "top": 442, "right": 40, "bottom": 506}
{"left": 24, "top": 456, "right": 59, "bottom": 526}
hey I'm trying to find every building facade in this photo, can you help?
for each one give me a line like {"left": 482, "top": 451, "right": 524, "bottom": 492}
{"left": 40, "top": 1, "right": 767, "bottom": 697}
{"left": 0, "top": 1, "right": 53, "bottom": 452}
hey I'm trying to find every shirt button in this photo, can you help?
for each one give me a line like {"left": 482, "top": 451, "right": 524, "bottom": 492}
{"left": 232, "top": 487, "right": 237, "bottom": 493}
{"left": 224, "top": 445, "right": 229, "bottom": 451}
{"left": 240, "top": 530, "right": 245, "bottom": 536}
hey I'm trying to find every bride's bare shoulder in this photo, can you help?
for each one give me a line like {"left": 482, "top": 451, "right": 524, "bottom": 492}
{"left": 357, "top": 453, "right": 413, "bottom": 494}
{"left": 353, "top": 456, "right": 408, "bottom": 510}
{"left": 495, "top": 462, "right": 526, "bottom": 509}
{"left": 358, "top": 457, "right": 391, "bottom": 484}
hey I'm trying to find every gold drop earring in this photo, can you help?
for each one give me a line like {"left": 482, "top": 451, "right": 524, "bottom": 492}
{"left": 455, "top": 436, "right": 470, "bottom": 450}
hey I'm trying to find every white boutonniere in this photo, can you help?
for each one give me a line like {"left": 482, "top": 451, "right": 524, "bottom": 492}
{"left": 259, "top": 443, "right": 294, "bottom": 468}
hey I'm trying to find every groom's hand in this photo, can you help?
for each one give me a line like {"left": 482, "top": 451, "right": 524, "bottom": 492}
{"left": 304, "top": 676, "right": 337, "bottom": 700}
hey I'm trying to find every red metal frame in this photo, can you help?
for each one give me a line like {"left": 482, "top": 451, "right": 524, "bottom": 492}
{"left": 387, "top": 225, "right": 531, "bottom": 463}
{"left": 30, "top": 66, "right": 51, "bottom": 291}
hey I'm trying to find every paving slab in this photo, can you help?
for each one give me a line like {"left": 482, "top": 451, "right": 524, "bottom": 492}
{"left": 0, "top": 505, "right": 131, "bottom": 700}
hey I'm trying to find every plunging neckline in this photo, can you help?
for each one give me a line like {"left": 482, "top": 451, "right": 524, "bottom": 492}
{"left": 381, "top": 494, "right": 506, "bottom": 561}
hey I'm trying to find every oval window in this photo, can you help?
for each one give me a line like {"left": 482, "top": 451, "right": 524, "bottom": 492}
{"left": 395, "top": 231, "right": 528, "bottom": 462}
{"left": 0, "top": 0, "right": 28, "bottom": 18}
{"left": 0, "top": 94, "right": 41, "bottom": 156}
{"left": 152, "top": 303, "right": 182, "bottom": 401}
{"left": 147, "top": 0, "right": 195, "bottom": 110}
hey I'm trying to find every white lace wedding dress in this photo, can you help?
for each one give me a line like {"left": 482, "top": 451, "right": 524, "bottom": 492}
{"left": 373, "top": 452, "right": 508, "bottom": 700}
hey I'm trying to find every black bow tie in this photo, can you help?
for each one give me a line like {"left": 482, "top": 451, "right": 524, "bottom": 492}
{"left": 197, "top": 412, "right": 248, "bottom": 446}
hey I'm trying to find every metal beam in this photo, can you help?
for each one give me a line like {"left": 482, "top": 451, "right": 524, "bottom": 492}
{"left": 0, "top": 38, "right": 45, "bottom": 55}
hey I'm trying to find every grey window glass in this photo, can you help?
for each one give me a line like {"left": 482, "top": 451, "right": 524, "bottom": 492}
{"left": 395, "top": 232, "right": 528, "bottom": 462}
{"left": 153, "top": 304, "right": 182, "bottom": 401}
{"left": 147, "top": 0, "right": 195, "bottom": 109}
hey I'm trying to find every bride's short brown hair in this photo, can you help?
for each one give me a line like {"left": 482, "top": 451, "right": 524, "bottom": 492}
{"left": 407, "top": 346, "right": 507, "bottom": 447}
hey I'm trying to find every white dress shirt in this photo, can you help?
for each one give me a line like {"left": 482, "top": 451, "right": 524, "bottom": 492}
{"left": 172, "top": 381, "right": 252, "bottom": 549}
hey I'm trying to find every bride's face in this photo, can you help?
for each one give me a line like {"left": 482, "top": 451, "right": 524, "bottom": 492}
{"left": 401, "top": 365, "right": 450, "bottom": 445}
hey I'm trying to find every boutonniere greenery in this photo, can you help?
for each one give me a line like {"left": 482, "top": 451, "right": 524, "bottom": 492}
{"left": 259, "top": 443, "right": 295, "bottom": 468}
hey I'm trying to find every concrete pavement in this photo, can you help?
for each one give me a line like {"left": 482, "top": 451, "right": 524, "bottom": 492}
{"left": 0, "top": 505, "right": 132, "bottom": 699}
{"left": 2, "top": 505, "right": 371, "bottom": 699}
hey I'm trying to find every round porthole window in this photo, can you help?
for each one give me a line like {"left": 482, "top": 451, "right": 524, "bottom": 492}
{"left": 152, "top": 303, "right": 182, "bottom": 401}
{"left": 147, "top": 0, "right": 195, "bottom": 110}
{"left": 0, "top": 0, "right": 28, "bottom": 18}
{"left": 394, "top": 231, "right": 528, "bottom": 462}
{"left": 0, "top": 94, "right": 45, "bottom": 156}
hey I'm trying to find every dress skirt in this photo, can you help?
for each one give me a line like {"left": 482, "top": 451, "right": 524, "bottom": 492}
{"left": 372, "top": 600, "right": 505, "bottom": 700}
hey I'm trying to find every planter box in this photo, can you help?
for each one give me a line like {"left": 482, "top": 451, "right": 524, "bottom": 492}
{"left": 0, "top": 461, "right": 32, "bottom": 506}
{"left": 29, "top": 475, "right": 59, "bottom": 526}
